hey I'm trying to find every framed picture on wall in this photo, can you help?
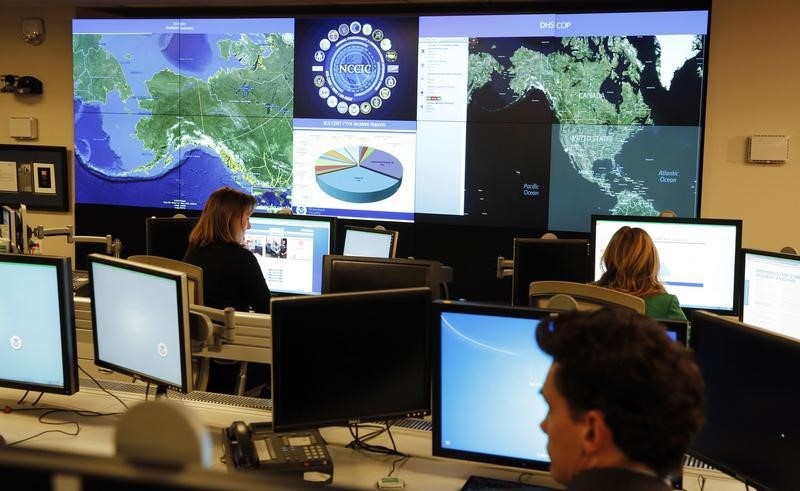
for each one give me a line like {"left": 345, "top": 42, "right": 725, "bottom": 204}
{"left": 0, "top": 144, "right": 69, "bottom": 211}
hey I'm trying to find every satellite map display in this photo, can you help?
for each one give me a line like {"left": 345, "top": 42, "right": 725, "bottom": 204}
{"left": 73, "top": 19, "right": 294, "bottom": 210}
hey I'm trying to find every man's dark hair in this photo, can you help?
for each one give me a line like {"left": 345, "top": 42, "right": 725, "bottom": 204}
{"left": 536, "top": 307, "right": 705, "bottom": 478}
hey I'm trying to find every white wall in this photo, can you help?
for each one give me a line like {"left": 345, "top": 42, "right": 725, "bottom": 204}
{"left": 2, "top": 0, "right": 798, "bottom": 263}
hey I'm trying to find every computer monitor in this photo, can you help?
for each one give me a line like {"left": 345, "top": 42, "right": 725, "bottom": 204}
{"left": 0, "top": 205, "right": 28, "bottom": 254}
{"left": 0, "top": 253, "right": 78, "bottom": 394}
{"left": 145, "top": 216, "right": 199, "bottom": 261}
{"left": 322, "top": 254, "right": 443, "bottom": 299}
{"left": 88, "top": 254, "right": 193, "bottom": 394}
{"left": 655, "top": 318, "right": 689, "bottom": 347}
{"left": 244, "top": 213, "right": 335, "bottom": 296}
{"left": 511, "top": 238, "right": 591, "bottom": 306}
{"left": 689, "top": 310, "right": 800, "bottom": 491}
{"left": 591, "top": 215, "right": 742, "bottom": 315}
{"left": 271, "top": 287, "right": 431, "bottom": 433}
{"left": 741, "top": 248, "right": 800, "bottom": 341}
{"left": 342, "top": 225, "right": 398, "bottom": 258}
{"left": 432, "top": 300, "right": 554, "bottom": 472}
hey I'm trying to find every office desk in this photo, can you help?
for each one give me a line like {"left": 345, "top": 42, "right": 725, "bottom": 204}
{"left": 0, "top": 384, "right": 741, "bottom": 491}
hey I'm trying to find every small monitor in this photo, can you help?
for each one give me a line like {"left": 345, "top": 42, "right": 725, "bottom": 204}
{"left": 245, "top": 213, "right": 335, "bottom": 296}
{"left": 0, "top": 253, "right": 78, "bottom": 394}
{"left": 591, "top": 215, "right": 742, "bottom": 315}
{"left": 655, "top": 318, "right": 689, "bottom": 347}
{"left": 322, "top": 254, "right": 443, "bottom": 299}
{"left": 0, "top": 205, "right": 28, "bottom": 254}
{"left": 145, "top": 216, "right": 199, "bottom": 261}
{"left": 689, "top": 311, "right": 800, "bottom": 491}
{"left": 741, "top": 248, "right": 800, "bottom": 341}
{"left": 432, "top": 301, "right": 554, "bottom": 472}
{"left": 271, "top": 288, "right": 431, "bottom": 432}
{"left": 88, "top": 254, "right": 193, "bottom": 394}
{"left": 511, "top": 238, "right": 591, "bottom": 306}
{"left": 342, "top": 225, "right": 398, "bottom": 258}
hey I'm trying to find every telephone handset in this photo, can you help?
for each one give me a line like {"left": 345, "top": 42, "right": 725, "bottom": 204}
{"left": 223, "top": 421, "right": 333, "bottom": 482}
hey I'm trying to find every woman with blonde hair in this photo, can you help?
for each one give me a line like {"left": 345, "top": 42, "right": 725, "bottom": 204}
{"left": 595, "top": 226, "right": 686, "bottom": 320}
{"left": 183, "top": 186, "right": 270, "bottom": 314}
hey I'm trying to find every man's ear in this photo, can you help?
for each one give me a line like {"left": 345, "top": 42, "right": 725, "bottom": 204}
{"left": 580, "top": 409, "right": 610, "bottom": 454}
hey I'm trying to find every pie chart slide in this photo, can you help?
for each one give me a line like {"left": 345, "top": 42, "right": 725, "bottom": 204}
{"left": 315, "top": 146, "right": 403, "bottom": 203}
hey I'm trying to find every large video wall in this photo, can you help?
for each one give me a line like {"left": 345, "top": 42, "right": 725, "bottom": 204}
{"left": 73, "top": 8, "right": 709, "bottom": 232}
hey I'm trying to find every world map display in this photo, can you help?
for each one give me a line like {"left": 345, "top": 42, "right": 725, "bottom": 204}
{"left": 73, "top": 25, "right": 294, "bottom": 210}
{"left": 465, "top": 34, "right": 704, "bottom": 231}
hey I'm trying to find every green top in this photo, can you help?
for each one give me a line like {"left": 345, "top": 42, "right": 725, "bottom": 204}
{"left": 643, "top": 293, "right": 687, "bottom": 321}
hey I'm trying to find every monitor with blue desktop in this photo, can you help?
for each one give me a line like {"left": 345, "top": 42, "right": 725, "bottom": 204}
{"left": 0, "top": 253, "right": 78, "bottom": 394}
{"left": 88, "top": 254, "right": 193, "bottom": 395}
{"left": 741, "top": 248, "right": 800, "bottom": 341}
{"left": 244, "top": 213, "right": 335, "bottom": 296}
{"left": 689, "top": 310, "right": 800, "bottom": 491}
{"left": 432, "top": 301, "right": 554, "bottom": 471}
{"left": 591, "top": 215, "right": 742, "bottom": 315}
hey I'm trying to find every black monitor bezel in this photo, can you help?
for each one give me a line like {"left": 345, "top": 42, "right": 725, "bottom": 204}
{"left": 87, "top": 254, "right": 193, "bottom": 393}
{"left": 341, "top": 225, "right": 398, "bottom": 258}
{"left": 688, "top": 310, "right": 800, "bottom": 491}
{"left": 271, "top": 287, "right": 432, "bottom": 433}
{"left": 0, "top": 253, "right": 78, "bottom": 395}
{"left": 654, "top": 318, "right": 689, "bottom": 347}
{"left": 511, "top": 237, "right": 591, "bottom": 307}
{"left": 322, "top": 254, "right": 442, "bottom": 299}
{"left": 590, "top": 214, "right": 743, "bottom": 315}
{"left": 431, "top": 300, "right": 556, "bottom": 472}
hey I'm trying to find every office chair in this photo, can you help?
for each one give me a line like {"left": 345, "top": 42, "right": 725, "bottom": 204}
{"left": 127, "top": 255, "right": 204, "bottom": 305}
{"left": 529, "top": 280, "right": 646, "bottom": 314}
{"left": 126, "top": 255, "right": 209, "bottom": 390}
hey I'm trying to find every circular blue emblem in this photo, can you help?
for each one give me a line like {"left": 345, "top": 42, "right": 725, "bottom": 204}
{"left": 314, "top": 20, "right": 397, "bottom": 116}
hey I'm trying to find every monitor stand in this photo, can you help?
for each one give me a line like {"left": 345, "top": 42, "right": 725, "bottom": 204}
{"left": 155, "top": 385, "right": 169, "bottom": 399}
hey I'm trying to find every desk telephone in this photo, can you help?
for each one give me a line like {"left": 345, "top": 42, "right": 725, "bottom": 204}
{"left": 223, "top": 421, "right": 333, "bottom": 483}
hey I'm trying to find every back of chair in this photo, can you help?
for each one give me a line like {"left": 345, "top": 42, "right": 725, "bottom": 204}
{"left": 529, "top": 280, "right": 646, "bottom": 314}
{"left": 127, "top": 255, "right": 204, "bottom": 306}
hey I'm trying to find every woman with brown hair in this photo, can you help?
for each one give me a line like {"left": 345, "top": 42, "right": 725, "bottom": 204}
{"left": 595, "top": 226, "right": 686, "bottom": 320}
{"left": 183, "top": 186, "right": 271, "bottom": 314}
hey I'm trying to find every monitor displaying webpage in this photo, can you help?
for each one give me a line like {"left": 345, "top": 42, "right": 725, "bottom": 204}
{"left": 593, "top": 219, "right": 739, "bottom": 312}
{"left": 742, "top": 250, "right": 800, "bottom": 341}
{"left": 245, "top": 216, "right": 332, "bottom": 295}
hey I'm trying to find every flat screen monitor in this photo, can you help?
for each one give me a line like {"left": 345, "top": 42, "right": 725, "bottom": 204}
{"left": 511, "top": 238, "right": 591, "bottom": 306}
{"left": 0, "top": 253, "right": 78, "bottom": 394}
{"left": 145, "top": 216, "right": 199, "bottom": 261}
{"left": 591, "top": 215, "right": 742, "bottom": 315}
{"left": 432, "top": 300, "right": 554, "bottom": 471}
{"left": 689, "top": 311, "right": 800, "bottom": 491}
{"left": 741, "top": 248, "right": 800, "bottom": 341}
{"left": 271, "top": 287, "right": 431, "bottom": 432}
{"left": 342, "top": 225, "right": 398, "bottom": 258}
{"left": 322, "top": 254, "right": 442, "bottom": 299}
{"left": 655, "top": 318, "right": 689, "bottom": 347}
{"left": 244, "top": 213, "right": 335, "bottom": 296}
{"left": 88, "top": 254, "right": 193, "bottom": 394}
{"left": 0, "top": 205, "right": 28, "bottom": 254}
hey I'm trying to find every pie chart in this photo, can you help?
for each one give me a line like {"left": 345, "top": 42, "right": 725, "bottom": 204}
{"left": 315, "top": 146, "right": 403, "bottom": 203}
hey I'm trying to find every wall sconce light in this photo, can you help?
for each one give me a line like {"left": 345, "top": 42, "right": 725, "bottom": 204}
{"left": 1, "top": 75, "right": 43, "bottom": 95}
{"left": 22, "top": 18, "right": 45, "bottom": 46}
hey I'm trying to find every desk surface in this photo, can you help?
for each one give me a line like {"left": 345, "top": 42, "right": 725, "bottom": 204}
{"left": 0, "top": 384, "right": 740, "bottom": 491}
